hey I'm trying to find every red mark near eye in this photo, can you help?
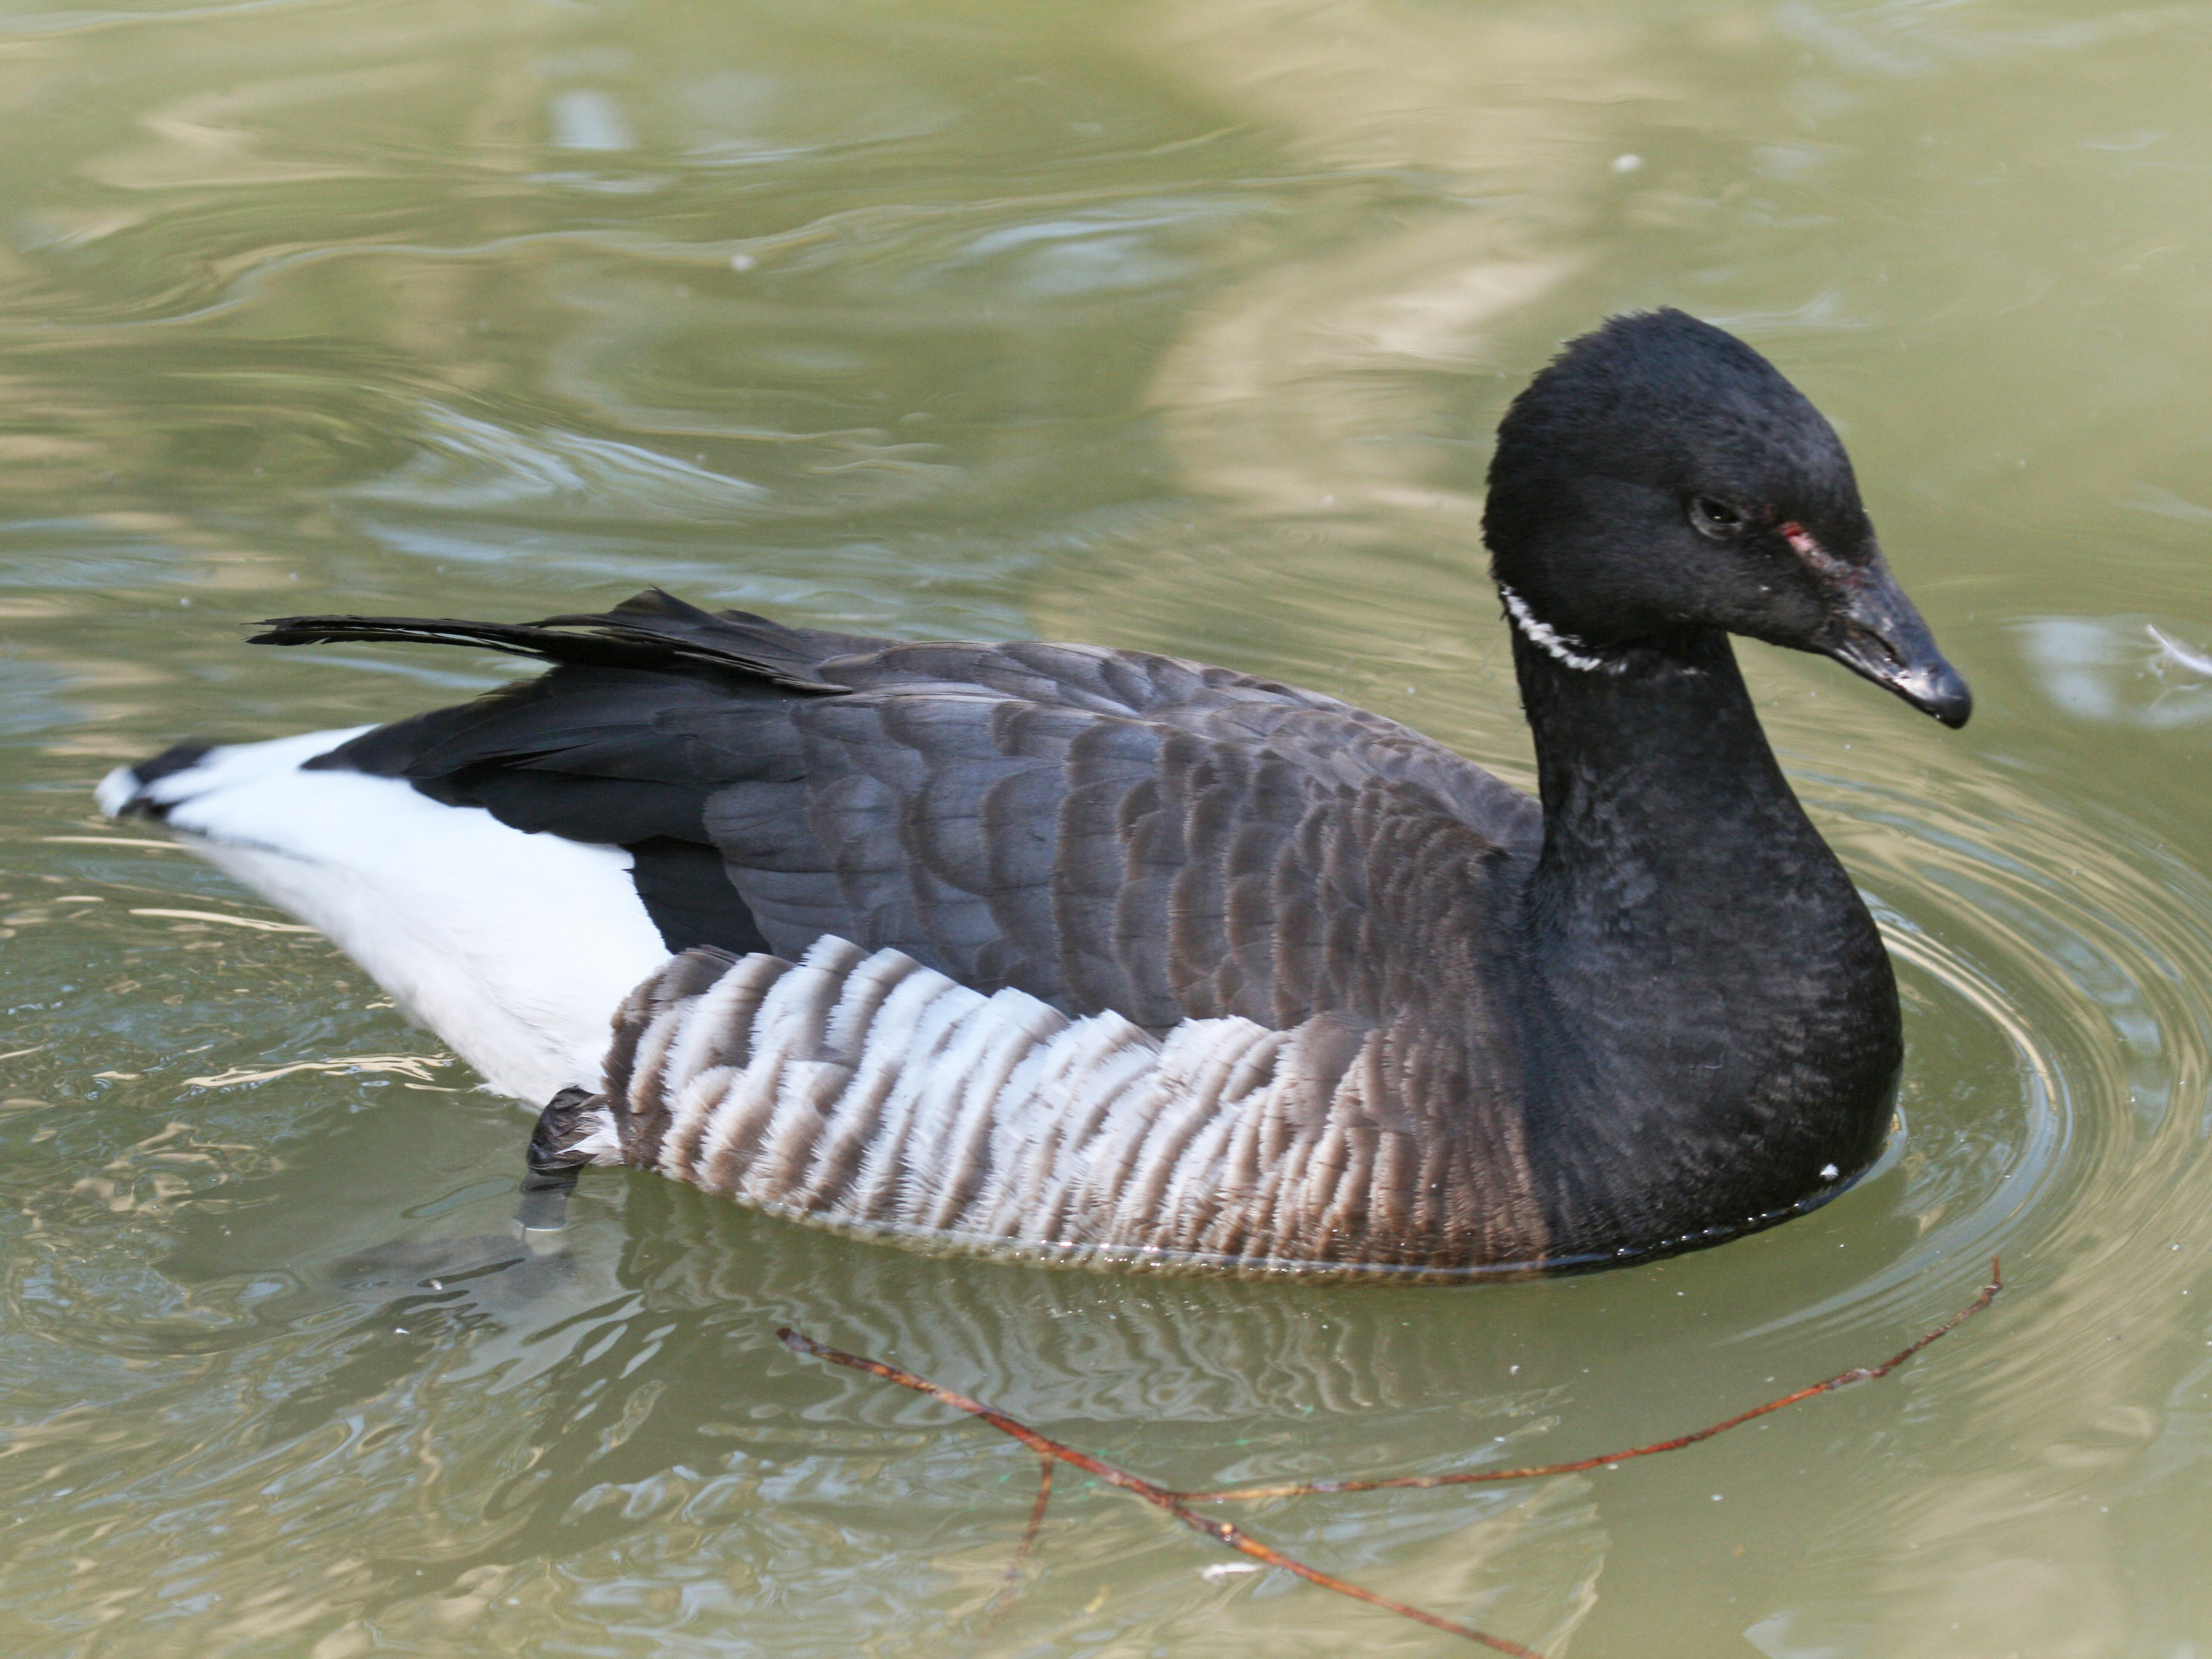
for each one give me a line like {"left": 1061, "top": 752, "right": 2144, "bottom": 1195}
{"left": 1779, "top": 520, "right": 1822, "bottom": 558}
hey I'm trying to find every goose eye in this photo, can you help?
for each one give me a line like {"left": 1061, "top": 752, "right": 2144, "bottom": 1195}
{"left": 1688, "top": 495, "right": 1748, "bottom": 539}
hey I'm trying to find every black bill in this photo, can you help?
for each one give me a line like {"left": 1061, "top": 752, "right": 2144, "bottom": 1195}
{"left": 1816, "top": 553, "right": 1972, "bottom": 728}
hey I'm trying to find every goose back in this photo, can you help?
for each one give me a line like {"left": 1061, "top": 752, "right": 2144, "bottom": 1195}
{"left": 306, "top": 597, "right": 1543, "bottom": 1035}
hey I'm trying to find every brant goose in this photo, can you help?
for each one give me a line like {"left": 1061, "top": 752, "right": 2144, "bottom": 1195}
{"left": 100, "top": 310, "right": 1970, "bottom": 1278}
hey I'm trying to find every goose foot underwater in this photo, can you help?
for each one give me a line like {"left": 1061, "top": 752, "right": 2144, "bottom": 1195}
{"left": 515, "top": 1086, "right": 607, "bottom": 1233}
{"left": 101, "top": 309, "right": 1970, "bottom": 1281}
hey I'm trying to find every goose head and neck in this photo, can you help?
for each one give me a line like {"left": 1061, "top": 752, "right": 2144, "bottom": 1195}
{"left": 1482, "top": 310, "right": 1969, "bottom": 1263}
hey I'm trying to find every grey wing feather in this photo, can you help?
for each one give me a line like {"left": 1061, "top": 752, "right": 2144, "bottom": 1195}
{"left": 716, "top": 639, "right": 1539, "bottom": 1032}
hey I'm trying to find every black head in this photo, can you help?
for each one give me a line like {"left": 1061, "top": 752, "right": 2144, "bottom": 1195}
{"left": 1483, "top": 309, "right": 1969, "bottom": 726}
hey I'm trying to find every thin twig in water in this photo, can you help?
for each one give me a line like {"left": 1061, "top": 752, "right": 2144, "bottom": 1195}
{"left": 1173, "top": 1258, "right": 2003, "bottom": 1503}
{"left": 977, "top": 1452, "right": 1054, "bottom": 1621}
{"left": 779, "top": 1256, "right": 2000, "bottom": 1655}
{"left": 776, "top": 1326, "right": 1546, "bottom": 1656}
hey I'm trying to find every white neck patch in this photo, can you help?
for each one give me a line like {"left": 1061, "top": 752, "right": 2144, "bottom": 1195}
{"left": 1496, "top": 582, "right": 1620, "bottom": 674}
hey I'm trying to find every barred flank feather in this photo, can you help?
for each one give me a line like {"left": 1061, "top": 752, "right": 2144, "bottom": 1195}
{"left": 600, "top": 938, "right": 1550, "bottom": 1277}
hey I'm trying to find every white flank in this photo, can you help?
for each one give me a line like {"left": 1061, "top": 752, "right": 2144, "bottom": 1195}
{"left": 624, "top": 936, "right": 1441, "bottom": 1271}
{"left": 102, "top": 729, "right": 669, "bottom": 1102}
{"left": 1496, "top": 581, "right": 1619, "bottom": 674}
{"left": 568, "top": 1106, "right": 625, "bottom": 1165}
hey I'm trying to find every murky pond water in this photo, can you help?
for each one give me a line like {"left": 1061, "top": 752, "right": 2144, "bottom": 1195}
{"left": 4, "top": 1, "right": 2212, "bottom": 1654}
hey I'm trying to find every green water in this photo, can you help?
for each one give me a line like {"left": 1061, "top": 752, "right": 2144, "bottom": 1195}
{"left": 3, "top": 1, "right": 2211, "bottom": 1653}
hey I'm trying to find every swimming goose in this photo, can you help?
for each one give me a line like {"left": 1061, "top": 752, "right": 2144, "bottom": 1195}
{"left": 100, "top": 310, "right": 1969, "bottom": 1279}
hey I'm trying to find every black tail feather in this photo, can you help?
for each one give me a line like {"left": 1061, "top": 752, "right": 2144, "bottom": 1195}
{"left": 253, "top": 588, "right": 849, "bottom": 694}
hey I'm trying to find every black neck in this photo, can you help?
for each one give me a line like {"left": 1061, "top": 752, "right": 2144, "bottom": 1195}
{"left": 1507, "top": 625, "right": 1899, "bottom": 1260}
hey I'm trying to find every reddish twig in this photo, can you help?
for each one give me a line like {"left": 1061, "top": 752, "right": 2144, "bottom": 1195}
{"left": 776, "top": 1325, "right": 1543, "bottom": 1655}
{"left": 777, "top": 1256, "right": 1999, "bottom": 1655}
{"left": 977, "top": 1452, "right": 1054, "bottom": 1622}
{"left": 1173, "top": 1256, "right": 2003, "bottom": 1502}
